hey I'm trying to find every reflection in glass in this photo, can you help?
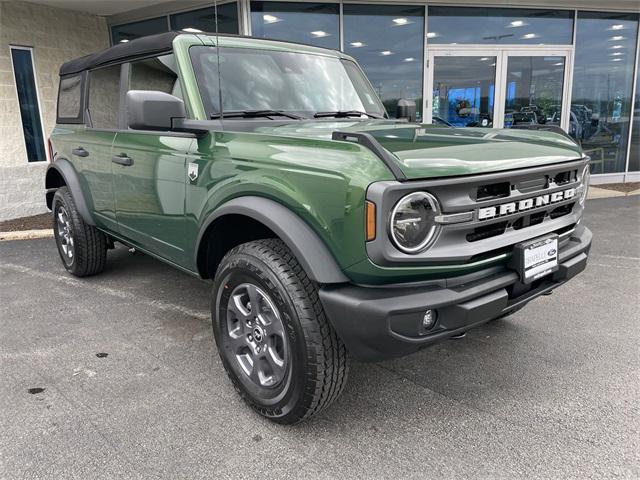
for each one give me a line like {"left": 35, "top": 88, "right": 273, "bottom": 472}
{"left": 250, "top": 2, "right": 339, "bottom": 49}
{"left": 427, "top": 7, "right": 574, "bottom": 45}
{"left": 504, "top": 56, "right": 565, "bottom": 130}
{"left": 190, "top": 46, "right": 386, "bottom": 118}
{"left": 170, "top": 3, "right": 239, "bottom": 34}
{"left": 432, "top": 56, "right": 496, "bottom": 127}
{"left": 111, "top": 17, "right": 168, "bottom": 44}
{"left": 629, "top": 64, "right": 640, "bottom": 172}
{"left": 571, "top": 12, "right": 639, "bottom": 174}
{"left": 343, "top": 4, "right": 424, "bottom": 119}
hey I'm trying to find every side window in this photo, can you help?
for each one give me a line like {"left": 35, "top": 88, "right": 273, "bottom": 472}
{"left": 57, "top": 74, "right": 83, "bottom": 123}
{"left": 88, "top": 65, "right": 121, "bottom": 129}
{"left": 129, "top": 54, "right": 180, "bottom": 99}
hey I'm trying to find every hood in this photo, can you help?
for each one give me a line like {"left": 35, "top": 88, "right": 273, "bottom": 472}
{"left": 256, "top": 120, "right": 583, "bottom": 180}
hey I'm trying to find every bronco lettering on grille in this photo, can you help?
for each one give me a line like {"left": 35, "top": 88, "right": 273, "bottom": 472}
{"left": 477, "top": 188, "right": 576, "bottom": 221}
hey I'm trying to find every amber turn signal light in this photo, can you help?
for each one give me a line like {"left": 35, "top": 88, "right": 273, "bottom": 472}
{"left": 366, "top": 201, "right": 376, "bottom": 241}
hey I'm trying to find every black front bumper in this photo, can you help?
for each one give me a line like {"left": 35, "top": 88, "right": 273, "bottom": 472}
{"left": 319, "top": 226, "right": 592, "bottom": 362}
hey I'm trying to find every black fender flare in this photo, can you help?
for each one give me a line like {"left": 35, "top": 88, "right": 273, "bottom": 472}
{"left": 196, "top": 196, "right": 349, "bottom": 284}
{"left": 45, "top": 159, "right": 95, "bottom": 225}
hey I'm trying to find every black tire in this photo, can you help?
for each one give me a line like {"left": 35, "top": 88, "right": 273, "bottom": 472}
{"left": 212, "top": 239, "right": 349, "bottom": 424}
{"left": 52, "top": 186, "right": 107, "bottom": 277}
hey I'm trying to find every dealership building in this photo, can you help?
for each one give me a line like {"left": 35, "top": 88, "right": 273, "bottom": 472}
{"left": 0, "top": 0, "right": 638, "bottom": 220}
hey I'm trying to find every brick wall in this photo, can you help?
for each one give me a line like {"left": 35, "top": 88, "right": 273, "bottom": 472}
{"left": 0, "top": 1, "right": 108, "bottom": 221}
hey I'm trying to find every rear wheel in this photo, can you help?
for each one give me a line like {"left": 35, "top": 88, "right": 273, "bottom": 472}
{"left": 52, "top": 187, "right": 107, "bottom": 277}
{"left": 212, "top": 239, "right": 349, "bottom": 424}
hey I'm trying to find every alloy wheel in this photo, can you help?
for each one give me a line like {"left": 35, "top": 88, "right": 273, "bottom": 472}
{"left": 225, "top": 283, "right": 288, "bottom": 388}
{"left": 56, "top": 206, "right": 74, "bottom": 264}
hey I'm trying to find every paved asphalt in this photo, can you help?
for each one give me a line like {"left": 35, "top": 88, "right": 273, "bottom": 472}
{"left": 1, "top": 196, "right": 638, "bottom": 480}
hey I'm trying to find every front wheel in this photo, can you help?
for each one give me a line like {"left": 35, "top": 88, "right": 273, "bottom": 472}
{"left": 212, "top": 239, "right": 349, "bottom": 424}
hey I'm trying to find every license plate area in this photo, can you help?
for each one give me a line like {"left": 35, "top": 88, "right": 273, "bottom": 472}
{"left": 510, "top": 234, "right": 559, "bottom": 284}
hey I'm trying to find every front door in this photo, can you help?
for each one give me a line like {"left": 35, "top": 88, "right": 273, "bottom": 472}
{"left": 111, "top": 132, "right": 194, "bottom": 265}
{"left": 426, "top": 48, "right": 573, "bottom": 131}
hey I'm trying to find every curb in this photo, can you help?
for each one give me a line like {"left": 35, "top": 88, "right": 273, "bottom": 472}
{"left": 587, "top": 187, "right": 639, "bottom": 200}
{"left": 0, "top": 229, "right": 54, "bottom": 241}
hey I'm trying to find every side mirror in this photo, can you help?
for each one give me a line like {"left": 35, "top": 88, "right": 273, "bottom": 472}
{"left": 126, "top": 90, "right": 186, "bottom": 131}
{"left": 396, "top": 98, "right": 417, "bottom": 122}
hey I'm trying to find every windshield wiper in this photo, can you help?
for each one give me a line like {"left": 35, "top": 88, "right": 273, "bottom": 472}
{"left": 211, "top": 110, "right": 304, "bottom": 120}
{"left": 314, "top": 110, "right": 383, "bottom": 119}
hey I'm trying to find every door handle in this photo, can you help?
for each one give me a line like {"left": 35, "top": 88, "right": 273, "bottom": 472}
{"left": 72, "top": 147, "right": 89, "bottom": 157}
{"left": 112, "top": 154, "right": 133, "bottom": 167}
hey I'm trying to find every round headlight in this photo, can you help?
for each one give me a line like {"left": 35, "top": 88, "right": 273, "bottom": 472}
{"left": 389, "top": 192, "right": 440, "bottom": 253}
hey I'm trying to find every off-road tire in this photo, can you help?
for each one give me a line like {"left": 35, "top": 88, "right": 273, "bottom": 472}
{"left": 212, "top": 239, "right": 349, "bottom": 424}
{"left": 52, "top": 186, "right": 107, "bottom": 277}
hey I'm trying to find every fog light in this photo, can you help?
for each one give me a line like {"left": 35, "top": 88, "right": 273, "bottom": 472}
{"left": 422, "top": 309, "right": 437, "bottom": 329}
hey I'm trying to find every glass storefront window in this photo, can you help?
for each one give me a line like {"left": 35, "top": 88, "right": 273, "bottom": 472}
{"left": 250, "top": 2, "right": 339, "bottom": 49}
{"left": 111, "top": 17, "right": 168, "bottom": 44}
{"left": 629, "top": 68, "right": 640, "bottom": 172}
{"left": 343, "top": 4, "right": 424, "bottom": 119}
{"left": 504, "top": 56, "right": 566, "bottom": 129}
{"left": 170, "top": 3, "right": 239, "bottom": 34}
{"left": 432, "top": 56, "right": 496, "bottom": 127}
{"left": 427, "top": 7, "right": 574, "bottom": 45}
{"left": 571, "top": 12, "right": 639, "bottom": 174}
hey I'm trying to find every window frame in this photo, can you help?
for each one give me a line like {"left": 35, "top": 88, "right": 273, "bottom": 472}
{"left": 57, "top": 72, "right": 86, "bottom": 124}
{"left": 85, "top": 63, "right": 126, "bottom": 131}
{"left": 9, "top": 45, "right": 48, "bottom": 162}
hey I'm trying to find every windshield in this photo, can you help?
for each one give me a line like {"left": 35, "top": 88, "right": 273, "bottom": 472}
{"left": 190, "top": 46, "right": 386, "bottom": 119}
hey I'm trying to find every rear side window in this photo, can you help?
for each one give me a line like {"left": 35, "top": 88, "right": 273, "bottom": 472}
{"left": 129, "top": 54, "right": 181, "bottom": 99}
{"left": 87, "top": 65, "right": 121, "bottom": 129}
{"left": 57, "top": 74, "right": 83, "bottom": 123}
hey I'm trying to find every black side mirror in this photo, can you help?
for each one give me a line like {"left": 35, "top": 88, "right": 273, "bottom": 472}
{"left": 126, "top": 90, "right": 186, "bottom": 131}
{"left": 396, "top": 99, "right": 417, "bottom": 122}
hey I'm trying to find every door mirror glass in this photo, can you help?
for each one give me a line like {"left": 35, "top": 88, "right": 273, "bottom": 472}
{"left": 126, "top": 90, "right": 186, "bottom": 131}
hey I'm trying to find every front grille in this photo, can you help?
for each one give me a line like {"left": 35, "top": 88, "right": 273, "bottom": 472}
{"left": 365, "top": 158, "right": 588, "bottom": 267}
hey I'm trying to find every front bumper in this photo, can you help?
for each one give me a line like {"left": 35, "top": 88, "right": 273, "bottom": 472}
{"left": 319, "top": 225, "right": 592, "bottom": 362}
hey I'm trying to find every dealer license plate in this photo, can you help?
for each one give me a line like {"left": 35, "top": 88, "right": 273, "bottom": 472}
{"left": 520, "top": 235, "right": 559, "bottom": 283}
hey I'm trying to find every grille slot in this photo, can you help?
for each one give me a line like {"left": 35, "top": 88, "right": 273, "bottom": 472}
{"left": 467, "top": 221, "right": 508, "bottom": 242}
{"left": 554, "top": 170, "right": 577, "bottom": 185}
{"left": 477, "top": 182, "right": 510, "bottom": 201}
{"left": 550, "top": 203, "right": 575, "bottom": 219}
{"left": 516, "top": 176, "right": 549, "bottom": 193}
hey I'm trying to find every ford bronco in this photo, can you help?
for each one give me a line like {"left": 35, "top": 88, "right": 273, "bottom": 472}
{"left": 46, "top": 32, "right": 592, "bottom": 424}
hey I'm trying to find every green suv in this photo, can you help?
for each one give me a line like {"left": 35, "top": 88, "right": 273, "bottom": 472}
{"left": 46, "top": 32, "right": 592, "bottom": 424}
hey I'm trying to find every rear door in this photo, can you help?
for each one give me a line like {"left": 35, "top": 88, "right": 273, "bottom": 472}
{"left": 72, "top": 64, "right": 122, "bottom": 232}
{"left": 111, "top": 54, "right": 193, "bottom": 265}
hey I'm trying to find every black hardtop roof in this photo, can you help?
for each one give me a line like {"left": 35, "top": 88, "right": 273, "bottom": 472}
{"left": 60, "top": 31, "right": 182, "bottom": 76}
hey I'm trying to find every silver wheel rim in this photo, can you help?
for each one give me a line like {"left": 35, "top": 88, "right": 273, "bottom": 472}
{"left": 56, "top": 206, "right": 74, "bottom": 264}
{"left": 226, "top": 283, "right": 288, "bottom": 388}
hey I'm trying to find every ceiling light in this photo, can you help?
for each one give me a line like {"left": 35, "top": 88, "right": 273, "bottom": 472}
{"left": 479, "top": 57, "right": 489, "bottom": 61}
{"left": 380, "top": 50, "right": 393, "bottom": 56}
{"left": 509, "top": 20, "right": 526, "bottom": 27}
{"left": 311, "top": 30, "right": 329, "bottom": 37}
{"left": 611, "top": 52, "right": 624, "bottom": 56}
{"left": 609, "top": 24, "right": 624, "bottom": 30}
{"left": 426, "top": 32, "right": 438, "bottom": 38}
{"left": 350, "top": 41, "right": 365, "bottom": 48}
{"left": 263, "top": 14, "right": 280, "bottom": 23}
{"left": 612, "top": 58, "right": 622, "bottom": 62}
{"left": 119, "top": 39, "right": 129, "bottom": 43}
{"left": 611, "top": 45, "right": 624, "bottom": 49}
{"left": 610, "top": 35, "right": 624, "bottom": 41}
{"left": 182, "top": 27, "right": 203, "bottom": 33}
{"left": 554, "top": 62, "right": 564, "bottom": 66}
{"left": 393, "top": 18, "right": 410, "bottom": 26}
{"left": 521, "top": 33, "right": 539, "bottom": 39}
{"left": 404, "top": 57, "right": 415, "bottom": 62}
